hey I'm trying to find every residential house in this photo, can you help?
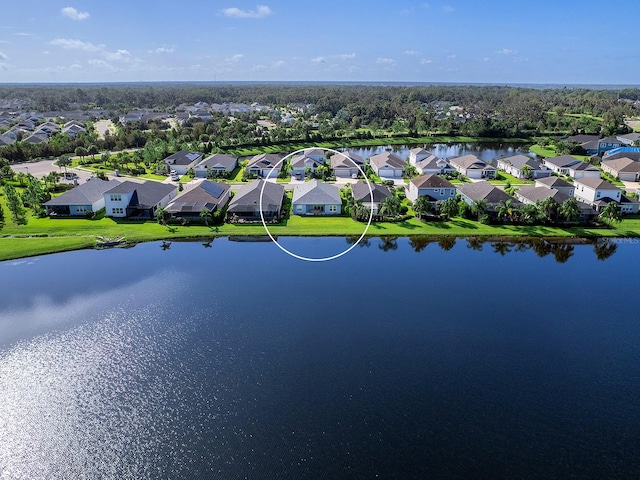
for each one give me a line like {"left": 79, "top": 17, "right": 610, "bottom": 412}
{"left": 104, "top": 181, "right": 177, "bottom": 218}
{"left": 515, "top": 185, "right": 596, "bottom": 220}
{"left": 62, "top": 122, "right": 87, "bottom": 137}
{"left": 162, "top": 150, "right": 204, "bottom": 175}
{"left": 566, "top": 162, "right": 601, "bottom": 179}
{"left": 573, "top": 178, "right": 621, "bottom": 211}
{"left": 616, "top": 133, "right": 640, "bottom": 146}
{"left": 165, "top": 180, "right": 230, "bottom": 219}
{"left": 496, "top": 154, "right": 550, "bottom": 179}
{"left": 292, "top": 179, "right": 342, "bottom": 215}
{"left": 330, "top": 151, "right": 365, "bottom": 178}
{"left": 290, "top": 153, "right": 323, "bottom": 177}
{"left": 193, "top": 153, "right": 238, "bottom": 178}
{"left": 408, "top": 147, "right": 430, "bottom": 165}
{"left": 540, "top": 155, "right": 581, "bottom": 175}
{"left": 369, "top": 152, "right": 405, "bottom": 178}
{"left": 449, "top": 154, "right": 497, "bottom": 179}
{"left": 535, "top": 176, "right": 575, "bottom": 197}
{"left": 414, "top": 155, "right": 453, "bottom": 175}
{"left": 457, "top": 181, "right": 520, "bottom": 210}
{"left": 22, "top": 133, "right": 49, "bottom": 144}
{"left": 227, "top": 179, "right": 285, "bottom": 221}
{"left": 351, "top": 181, "right": 391, "bottom": 214}
{"left": 246, "top": 153, "right": 283, "bottom": 178}
{"left": 304, "top": 148, "right": 326, "bottom": 162}
{"left": 601, "top": 157, "right": 640, "bottom": 182}
{"left": 602, "top": 148, "right": 640, "bottom": 162}
{"left": 44, "top": 179, "right": 120, "bottom": 216}
{"left": 565, "top": 135, "right": 622, "bottom": 155}
{"left": 406, "top": 174, "right": 457, "bottom": 203}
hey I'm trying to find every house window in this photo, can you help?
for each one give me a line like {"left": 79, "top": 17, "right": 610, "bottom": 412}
{"left": 440, "top": 189, "right": 444, "bottom": 196}
{"left": 596, "top": 192, "right": 601, "bottom": 198}
{"left": 110, "top": 194, "right": 121, "bottom": 202}
{"left": 112, "top": 208, "right": 124, "bottom": 215}
{"left": 296, "top": 205, "right": 304, "bottom": 212}
{"left": 329, "top": 205, "right": 338, "bottom": 212}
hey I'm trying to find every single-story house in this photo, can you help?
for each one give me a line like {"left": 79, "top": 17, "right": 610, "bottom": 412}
{"left": 601, "top": 157, "right": 640, "bottom": 182}
{"left": 193, "top": 153, "right": 238, "bottom": 178}
{"left": 165, "top": 180, "right": 231, "bottom": 218}
{"left": 457, "top": 181, "right": 520, "bottom": 210}
{"left": 23, "top": 133, "right": 49, "bottom": 144}
{"left": 351, "top": 181, "right": 391, "bottom": 213}
{"left": 292, "top": 179, "right": 342, "bottom": 215}
{"left": 449, "top": 154, "right": 497, "bottom": 179}
{"left": 330, "top": 151, "right": 365, "bottom": 178}
{"left": 44, "top": 178, "right": 120, "bottom": 216}
{"left": 535, "top": 176, "right": 575, "bottom": 197}
{"left": 573, "top": 178, "right": 621, "bottom": 211}
{"left": 290, "top": 153, "right": 323, "bottom": 177}
{"left": 602, "top": 148, "right": 640, "bottom": 162}
{"left": 227, "top": 179, "right": 285, "bottom": 221}
{"left": 246, "top": 153, "right": 283, "bottom": 178}
{"left": 104, "top": 180, "right": 177, "bottom": 219}
{"left": 369, "top": 152, "right": 405, "bottom": 178}
{"left": 406, "top": 174, "right": 457, "bottom": 203}
{"left": 616, "top": 133, "right": 640, "bottom": 146}
{"left": 414, "top": 155, "right": 453, "bottom": 175}
{"left": 515, "top": 185, "right": 571, "bottom": 205}
{"left": 162, "top": 150, "right": 204, "bottom": 175}
{"left": 540, "top": 155, "right": 581, "bottom": 175}
{"left": 496, "top": 154, "right": 550, "bottom": 179}
{"left": 566, "top": 162, "right": 601, "bottom": 179}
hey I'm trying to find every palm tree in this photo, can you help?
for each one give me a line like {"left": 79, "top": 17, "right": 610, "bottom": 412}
{"left": 521, "top": 164, "right": 533, "bottom": 180}
{"left": 200, "top": 207, "right": 212, "bottom": 226}
{"left": 413, "top": 195, "right": 432, "bottom": 220}
{"left": 438, "top": 197, "right": 458, "bottom": 220}
{"left": 519, "top": 203, "right": 540, "bottom": 224}
{"left": 497, "top": 199, "right": 516, "bottom": 222}
{"left": 598, "top": 202, "right": 622, "bottom": 225}
{"left": 380, "top": 196, "right": 401, "bottom": 218}
{"left": 471, "top": 199, "right": 489, "bottom": 220}
{"left": 559, "top": 198, "right": 581, "bottom": 223}
{"left": 537, "top": 197, "right": 559, "bottom": 223}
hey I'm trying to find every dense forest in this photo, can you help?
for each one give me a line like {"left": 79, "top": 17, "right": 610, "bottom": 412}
{"left": 1, "top": 83, "right": 638, "bottom": 164}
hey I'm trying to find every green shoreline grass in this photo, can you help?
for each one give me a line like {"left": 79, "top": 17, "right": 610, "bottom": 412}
{"left": 2, "top": 214, "right": 640, "bottom": 262}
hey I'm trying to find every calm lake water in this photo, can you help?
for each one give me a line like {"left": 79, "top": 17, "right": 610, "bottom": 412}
{"left": 346, "top": 142, "right": 529, "bottom": 162}
{"left": 1, "top": 237, "right": 639, "bottom": 479}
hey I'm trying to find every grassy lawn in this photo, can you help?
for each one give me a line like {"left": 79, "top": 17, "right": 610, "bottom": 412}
{"left": 529, "top": 144, "right": 590, "bottom": 162}
{"left": 489, "top": 172, "right": 533, "bottom": 185}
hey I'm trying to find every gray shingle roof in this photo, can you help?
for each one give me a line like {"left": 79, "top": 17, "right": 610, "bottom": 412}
{"left": 516, "top": 186, "right": 570, "bottom": 204}
{"left": 292, "top": 179, "right": 342, "bottom": 204}
{"left": 543, "top": 155, "right": 580, "bottom": 168}
{"left": 162, "top": 150, "right": 203, "bottom": 166}
{"left": 497, "top": 154, "right": 540, "bottom": 169}
{"left": 105, "top": 181, "right": 176, "bottom": 208}
{"left": 602, "top": 157, "right": 640, "bottom": 173}
{"left": 45, "top": 179, "right": 120, "bottom": 206}
{"left": 247, "top": 153, "right": 283, "bottom": 169}
{"left": 535, "top": 176, "right": 573, "bottom": 189}
{"left": 410, "top": 174, "right": 455, "bottom": 189}
{"left": 166, "top": 181, "right": 230, "bottom": 213}
{"left": 369, "top": 152, "right": 405, "bottom": 169}
{"left": 197, "top": 153, "right": 237, "bottom": 170}
{"left": 351, "top": 181, "right": 391, "bottom": 203}
{"left": 227, "top": 179, "right": 284, "bottom": 212}
{"left": 574, "top": 177, "right": 619, "bottom": 190}
{"left": 330, "top": 151, "right": 364, "bottom": 169}
{"left": 449, "top": 154, "right": 493, "bottom": 170}
{"left": 457, "top": 181, "right": 517, "bottom": 204}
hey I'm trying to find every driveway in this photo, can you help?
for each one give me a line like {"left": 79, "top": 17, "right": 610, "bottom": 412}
{"left": 12, "top": 159, "right": 111, "bottom": 185}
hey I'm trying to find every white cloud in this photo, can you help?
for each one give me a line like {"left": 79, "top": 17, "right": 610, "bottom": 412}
{"left": 148, "top": 47, "right": 175, "bottom": 54}
{"left": 404, "top": 50, "right": 421, "bottom": 56}
{"left": 70, "top": 63, "right": 82, "bottom": 70}
{"left": 376, "top": 57, "right": 396, "bottom": 65}
{"left": 337, "top": 53, "right": 356, "bottom": 60}
{"left": 105, "top": 49, "right": 130, "bottom": 61}
{"left": 0, "top": 51, "right": 7, "bottom": 61}
{"left": 222, "top": 5, "right": 272, "bottom": 18}
{"left": 225, "top": 53, "right": 244, "bottom": 62}
{"left": 42, "top": 50, "right": 50, "bottom": 55}
{"left": 15, "top": 32, "right": 34, "bottom": 36}
{"left": 442, "top": 5, "right": 454, "bottom": 13}
{"left": 421, "top": 58, "right": 432, "bottom": 64}
{"left": 311, "top": 56, "right": 326, "bottom": 63}
{"left": 480, "top": 57, "right": 490, "bottom": 62}
{"left": 496, "top": 48, "right": 517, "bottom": 55}
{"left": 447, "top": 54, "right": 457, "bottom": 59}
{"left": 272, "top": 60, "right": 285, "bottom": 67}
{"left": 50, "top": 38, "right": 103, "bottom": 52}
{"left": 61, "top": 7, "right": 90, "bottom": 21}
{"left": 253, "top": 64, "right": 267, "bottom": 71}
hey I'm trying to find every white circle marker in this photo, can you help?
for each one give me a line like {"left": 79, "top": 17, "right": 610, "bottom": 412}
{"left": 259, "top": 147, "right": 374, "bottom": 262}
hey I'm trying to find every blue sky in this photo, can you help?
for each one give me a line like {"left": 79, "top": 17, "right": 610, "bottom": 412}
{"left": 0, "top": 0, "right": 638, "bottom": 84}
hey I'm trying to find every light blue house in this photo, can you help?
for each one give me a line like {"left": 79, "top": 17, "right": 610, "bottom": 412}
{"left": 44, "top": 178, "right": 121, "bottom": 216}
{"left": 292, "top": 179, "right": 342, "bottom": 215}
